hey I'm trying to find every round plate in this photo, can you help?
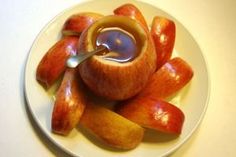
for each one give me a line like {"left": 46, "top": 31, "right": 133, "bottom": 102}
{"left": 24, "top": 0, "right": 210, "bottom": 156}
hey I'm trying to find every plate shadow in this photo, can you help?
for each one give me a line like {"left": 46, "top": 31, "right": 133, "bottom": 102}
{"left": 143, "top": 129, "right": 179, "bottom": 143}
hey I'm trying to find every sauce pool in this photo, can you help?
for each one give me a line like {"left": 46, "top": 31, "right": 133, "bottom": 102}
{"left": 96, "top": 29, "right": 138, "bottom": 63}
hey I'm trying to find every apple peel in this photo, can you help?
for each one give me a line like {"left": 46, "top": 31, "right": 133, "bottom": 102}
{"left": 151, "top": 16, "right": 176, "bottom": 69}
{"left": 62, "top": 12, "right": 104, "bottom": 36}
{"left": 51, "top": 69, "right": 87, "bottom": 135}
{"left": 114, "top": 3, "right": 149, "bottom": 30}
{"left": 36, "top": 36, "right": 79, "bottom": 89}
{"left": 139, "top": 57, "right": 194, "bottom": 99}
{"left": 116, "top": 97, "right": 185, "bottom": 134}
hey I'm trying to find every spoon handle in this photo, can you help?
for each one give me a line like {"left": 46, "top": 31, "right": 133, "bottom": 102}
{"left": 67, "top": 46, "right": 106, "bottom": 68}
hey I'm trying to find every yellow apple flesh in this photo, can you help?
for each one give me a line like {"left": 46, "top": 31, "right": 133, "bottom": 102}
{"left": 80, "top": 102, "right": 144, "bottom": 149}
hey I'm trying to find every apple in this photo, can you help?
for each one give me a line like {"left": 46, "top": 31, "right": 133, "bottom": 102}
{"left": 116, "top": 96, "right": 185, "bottom": 134}
{"left": 115, "top": 57, "right": 192, "bottom": 134}
{"left": 36, "top": 36, "right": 79, "bottom": 88}
{"left": 62, "top": 12, "right": 103, "bottom": 36}
{"left": 80, "top": 102, "right": 144, "bottom": 149}
{"left": 113, "top": 3, "right": 148, "bottom": 30}
{"left": 78, "top": 15, "right": 157, "bottom": 100}
{"left": 138, "top": 57, "right": 194, "bottom": 99}
{"left": 51, "top": 69, "right": 87, "bottom": 135}
{"left": 151, "top": 16, "right": 176, "bottom": 69}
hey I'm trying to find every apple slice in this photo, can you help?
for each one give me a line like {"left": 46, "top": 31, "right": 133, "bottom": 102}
{"left": 62, "top": 12, "right": 103, "bottom": 36}
{"left": 51, "top": 69, "right": 87, "bottom": 135}
{"left": 151, "top": 16, "right": 176, "bottom": 69}
{"left": 80, "top": 102, "right": 144, "bottom": 149}
{"left": 36, "top": 36, "right": 79, "bottom": 88}
{"left": 114, "top": 3, "right": 148, "bottom": 30}
{"left": 139, "top": 57, "right": 193, "bottom": 99}
{"left": 116, "top": 97, "right": 185, "bottom": 134}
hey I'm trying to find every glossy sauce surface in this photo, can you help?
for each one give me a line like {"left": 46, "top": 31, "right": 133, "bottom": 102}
{"left": 96, "top": 29, "right": 138, "bottom": 63}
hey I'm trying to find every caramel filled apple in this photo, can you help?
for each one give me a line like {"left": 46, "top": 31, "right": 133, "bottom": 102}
{"left": 96, "top": 29, "right": 138, "bottom": 63}
{"left": 78, "top": 15, "right": 157, "bottom": 100}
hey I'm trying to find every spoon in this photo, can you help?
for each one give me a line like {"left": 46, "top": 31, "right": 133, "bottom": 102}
{"left": 66, "top": 29, "right": 137, "bottom": 68}
{"left": 66, "top": 45, "right": 107, "bottom": 68}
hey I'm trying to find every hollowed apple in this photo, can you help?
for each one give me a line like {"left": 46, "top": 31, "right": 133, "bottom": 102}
{"left": 78, "top": 15, "right": 157, "bottom": 100}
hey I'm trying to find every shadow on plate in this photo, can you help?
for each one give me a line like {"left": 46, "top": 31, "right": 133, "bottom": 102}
{"left": 143, "top": 129, "right": 179, "bottom": 143}
{"left": 23, "top": 93, "right": 73, "bottom": 157}
{"left": 21, "top": 57, "right": 72, "bottom": 157}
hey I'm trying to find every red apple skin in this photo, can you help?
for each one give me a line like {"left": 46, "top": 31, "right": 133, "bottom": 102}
{"left": 36, "top": 36, "right": 79, "bottom": 88}
{"left": 51, "top": 69, "right": 87, "bottom": 135}
{"left": 114, "top": 3, "right": 148, "bottom": 30}
{"left": 116, "top": 97, "right": 185, "bottom": 134}
{"left": 62, "top": 12, "right": 103, "bottom": 36}
{"left": 139, "top": 57, "right": 194, "bottom": 99}
{"left": 151, "top": 16, "right": 176, "bottom": 69}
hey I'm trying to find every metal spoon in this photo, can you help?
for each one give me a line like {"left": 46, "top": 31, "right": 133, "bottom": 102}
{"left": 67, "top": 29, "right": 137, "bottom": 68}
{"left": 66, "top": 45, "right": 107, "bottom": 68}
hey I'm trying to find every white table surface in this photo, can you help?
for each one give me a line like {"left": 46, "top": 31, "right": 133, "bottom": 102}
{"left": 0, "top": 0, "right": 236, "bottom": 156}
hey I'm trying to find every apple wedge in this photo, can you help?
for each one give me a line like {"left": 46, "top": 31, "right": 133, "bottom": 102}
{"left": 139, "top": 57, "right": 194, "bottom": 99}
{"left": 114, "top": 3, "right": 148, "bottom": 30}
{"left": 80, "top": 102, "right": 144, "bottom": 149}
{"left": 36, "top": 36, "right": 79, "bottom": 88}
{"left": 62, "top": 12, "right": 103, "bottom": 36}
{"left": 151, "top": 16, "right": 176, "bottom": 69}
{"left": 51, "top": 69, "right": 87, "bottom": 135}
{"left": 116, "top": 97, "right": 185, "bottom": 134}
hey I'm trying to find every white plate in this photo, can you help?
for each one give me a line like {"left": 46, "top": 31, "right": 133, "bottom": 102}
{"left": 24, "top": 0, "right": 210, "bottom": 157}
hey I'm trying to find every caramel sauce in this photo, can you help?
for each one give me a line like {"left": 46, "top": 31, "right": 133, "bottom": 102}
{"left": 96, "top": 29, "right": 138, "bottom": 63}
